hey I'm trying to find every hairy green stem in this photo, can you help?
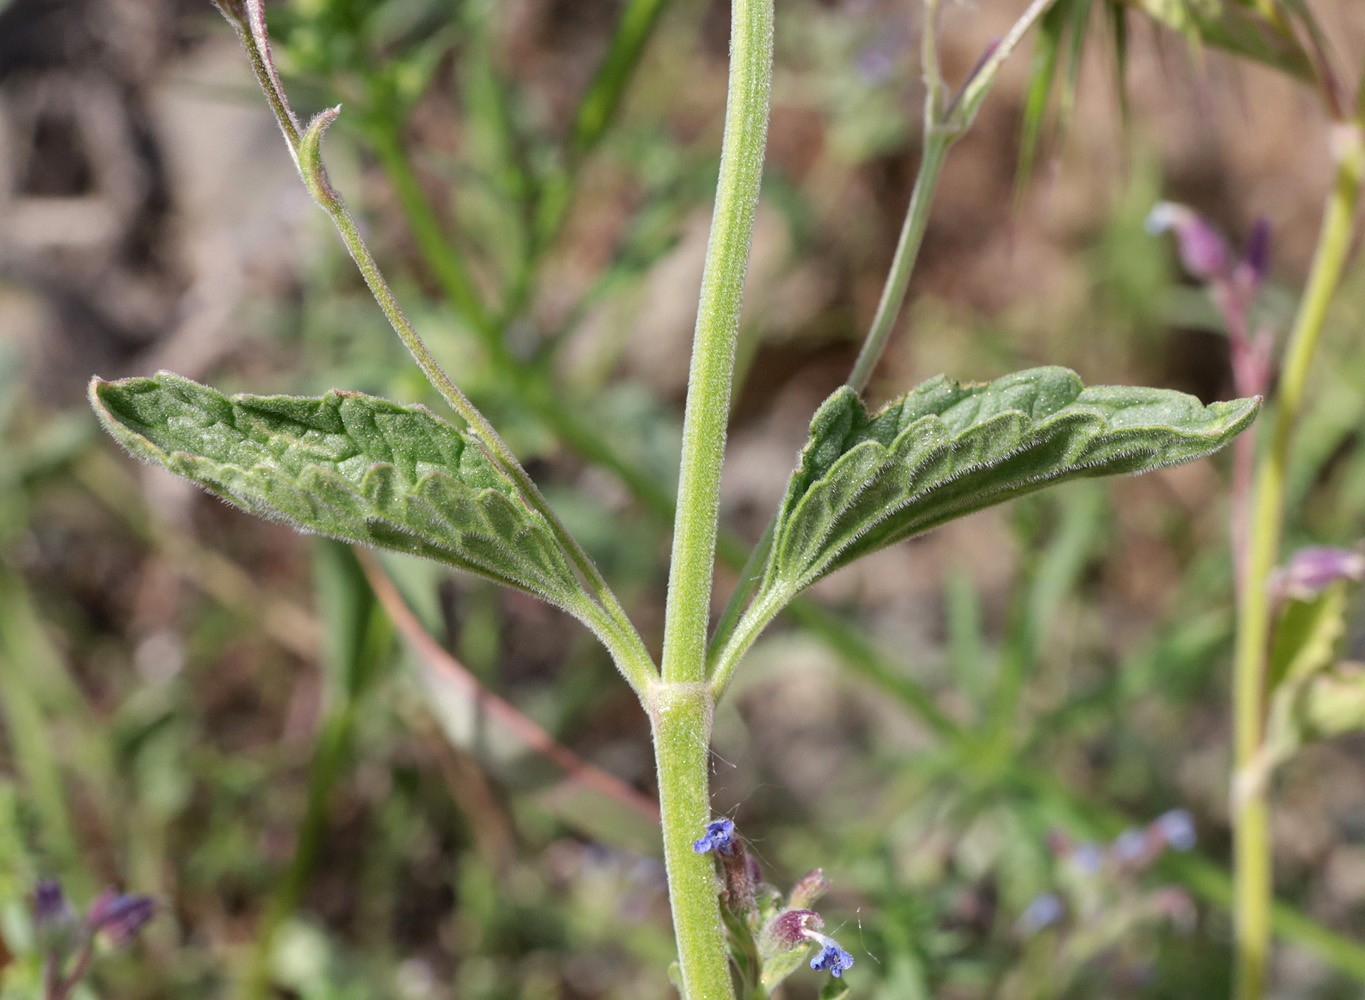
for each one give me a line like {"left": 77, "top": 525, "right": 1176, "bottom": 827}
{"left": 849, "top": 0, "right": 1058, "bottom": 390}
{"left": 660, "top": 0, "right": 772, "bottom": 687}
{"left": 1231, "top": 119, "right": 1364, "bottom": 1000}
{"left": 654, "top": 1, "right": 772, "bottom": 996}
{"left": 846, "top": 133, "right": 950, "bottom": 392}
{"left": 651, "top": 684, "right": 731, "bottom": 1000}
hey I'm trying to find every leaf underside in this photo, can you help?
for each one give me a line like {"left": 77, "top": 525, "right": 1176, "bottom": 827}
{"left": 764, "top": 366, "right": 1259, "bottom": 596}
{"left": 89, "top": 372, "right": 585, "bottom": 607}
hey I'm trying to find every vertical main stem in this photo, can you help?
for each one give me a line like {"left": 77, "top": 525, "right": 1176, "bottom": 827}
{"left": 659, "top": 0, "right": 773, "bottom": 687}
{"left": 654, "top": 3, "right": 771, "bottom": 998}
{"left": 651, "top": 684, "right": 732, "bottom": 1000}
{"left": 1231, "top": 121, "right": 1363, "bottom": 1000}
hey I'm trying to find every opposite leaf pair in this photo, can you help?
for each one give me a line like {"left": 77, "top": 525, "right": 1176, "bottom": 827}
{"left": 90, "top": 366, "right": 1258, "bottom": 690}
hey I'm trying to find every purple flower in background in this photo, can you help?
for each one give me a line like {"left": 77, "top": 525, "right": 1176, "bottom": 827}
{"left": 28, "top": 879, "right": 155, "bottom": 1000}
{"left": 1018, "top": 892, "right": 1065, "bottom": 934}
{"left": 33, "top": 879, "right": 74, "bottom": 929}
{"left": 1146, "top": 202, "right": 1230, "bottom": 282}
{"left": 1153, "top": 809, "right": 1197, "bottom": 853}
{"left": 86, "top": 889, "right": 156, "bottom": 947}
{"left": 1238, "top": 217, "right": 1272, "bottom": 289}
{"left": 1070, "top": 841, "right": 1105, "bottom": 875}
{"left": 1112, "top": 827, "right": 1150, "bottom": 865}
{"left": 693, "top": 818, "right": 737, "bottom": 856}
{"left": 1269, "top": 545, "right": 1365, "bottom": 602}
{"left": 806, "top": 929, "right": 855, "bottom": 978}
{"left": 32, "top": 879, "right": 78, "bottom": 956}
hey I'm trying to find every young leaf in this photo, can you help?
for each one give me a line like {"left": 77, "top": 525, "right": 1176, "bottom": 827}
{"left": 89, "top": 372, "right": 589, "bottom": 610}
{"left": 763, "top": 366, "right": 1257, "bottom": 599}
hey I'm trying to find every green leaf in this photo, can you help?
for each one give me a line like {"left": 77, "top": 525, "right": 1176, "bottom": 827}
{"left": 818, "top": 979, "right": 852, "bottom": 1000}
{"left": 762, "top": 366, "right": 1257, "bottom": 600}
{"left": 1268, "top": 583, "right": 1350, "bottom": 691}
{"left": 1117, "top": 0, "right": 1317, "bottom": 84}
{"left": 1262, "top": 582, "right": 1359, "bottom": 771}
{"left": 89, "top": 372, "right": 589, "bottom": 610}
{"left": 1294, "top": 663, "right": 1365, "bottom": 744}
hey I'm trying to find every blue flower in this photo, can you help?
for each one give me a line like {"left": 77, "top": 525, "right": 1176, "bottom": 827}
{"left": 1112, "top": 827, "right": 1150, "bottom": 865}
{"left": 693, "top": 818, "right": 736, "bottom": 855}
{"left": 805, "top": 930, "right": 854, "bottom": 978}
{"left": 1153, "top": 809, "right": 1197, "bottom": 853}
{"left": 1070, "top": 841, "right": 1104, "bottom": 875}
{"left": 1018, "top": 892, "right": 1064, "bottom": 934}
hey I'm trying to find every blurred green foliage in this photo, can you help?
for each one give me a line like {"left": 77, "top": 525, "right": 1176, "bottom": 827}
{"left": 3, "top": 0, "right": 1365, "bottom": 997}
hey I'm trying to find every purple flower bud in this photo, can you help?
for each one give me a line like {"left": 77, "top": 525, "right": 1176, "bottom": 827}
{"left": 1070, "top": 841, "right": 1105, "bottom": 875}
{"left": 1146, "top": 202, "right": 1230, "bottom": 282}
{"left": 1239, "top": 217, "right": 1272, "bottom": 289}
{"left": 693, "top": 818, "right": 736, "bottom": 856}
{"left": 1018, "top": 892, "right": 1065, "bottom": 934}
{"left": 34, "top": 879, "right": 73, "bottom": 927}
{"left": 1269, "top": 545, "right": 1365, "bottom": 602}
{"left": 765, "top": 908, "right": 823, "bottom": 950}
{"left": 806, "top": 930, "right": 855, "bottom": 978}
{"left": 86, "top": 889, "right": 155, "bottom": 948}
{"left": 1153, "top": 809, "right": 1197, "bottom": 852}
{"left": 32, "top": 879, "right": 78, "bottom": 956}
{"left": 788, "top": 869, "right": 831, "bottom": 909}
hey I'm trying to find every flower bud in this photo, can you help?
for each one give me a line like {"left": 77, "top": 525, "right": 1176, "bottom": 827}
{"left": 788, "top": 869, "right": 831, "bottom": 909}
{"left": 1269, "top": 545, "right": 1365, "bottom": 602}
{"left": 1146, "top": 202, "right": 1229, "bottom": 282}
{"left": 32, "top": 879, "right": 78, "bottom": 959}
{"left": 86, "top": 889, "right": 155, "bottom": 948}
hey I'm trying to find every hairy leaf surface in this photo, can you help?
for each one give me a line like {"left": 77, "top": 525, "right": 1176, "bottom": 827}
{"left": 763, "top": 366, "right": 1258, "bottom": 596}
{"left": 90, "top": 372, "right": 586, "bottom": 606}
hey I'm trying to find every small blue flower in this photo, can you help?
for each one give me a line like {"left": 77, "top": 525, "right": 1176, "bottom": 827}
{"left": 806, "top": 930, "right": 854, "bottom": 978}
{"left": 1112, "top": 827, "right": 1149, "bottom": 865}
{"left": 1018, "top": 892, "right": 1064, "bottom": 934}
{"left": 1153, "top": 809, "right": 1197, "bottom": 853}
{"left": 693, "top": 818, "right": 736, "bottom": 856}
{"left": 1070, "top": 841, "right": 1104, "bottom": 875}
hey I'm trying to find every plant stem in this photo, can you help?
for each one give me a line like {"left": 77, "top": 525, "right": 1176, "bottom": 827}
{"left": 847, "top": 131, "right": 950, "bottom": 392}
{"left": 218, "top": 0, "right": 656, "bottom": 692}
{"left": 651, "top": 683, "right": 732, "bottom": 1000}
{"left": 1231, "top": 118, "right": 1363, "bottom": 1000}
{"left": 709, "top": 0, "right": 1059, "bottom": 658}
{"left": 653, "top": 1, "right": 772, "bottom": 995}
{"left": 297, "top": 111, "right": 656, "bottom": 693}
{"left": 659, "top": 0, "right": 772, "bottom": 687}
{"left": 846, "top": 0, "right": 951, "bottom": 393}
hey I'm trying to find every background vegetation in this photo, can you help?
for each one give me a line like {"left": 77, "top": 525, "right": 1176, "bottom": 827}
{"left": 1, "top": 0, "right": 1363, "bottom": 997}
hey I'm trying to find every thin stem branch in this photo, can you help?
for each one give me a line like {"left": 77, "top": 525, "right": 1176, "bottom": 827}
{"left": 846, "top": 132, "right": 950, "bottom": 392}
{"left": 708, "top": 0, "right": 1059, "bottom": 677}
{"left": 848, "top": 0, "right": 1059, "bottom": 391}
{"left": 1231, "top": 118, "right": 1364, "bottom": 1000}
{"left": 217, "top": 0, "right": 656, "bottom": 692}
